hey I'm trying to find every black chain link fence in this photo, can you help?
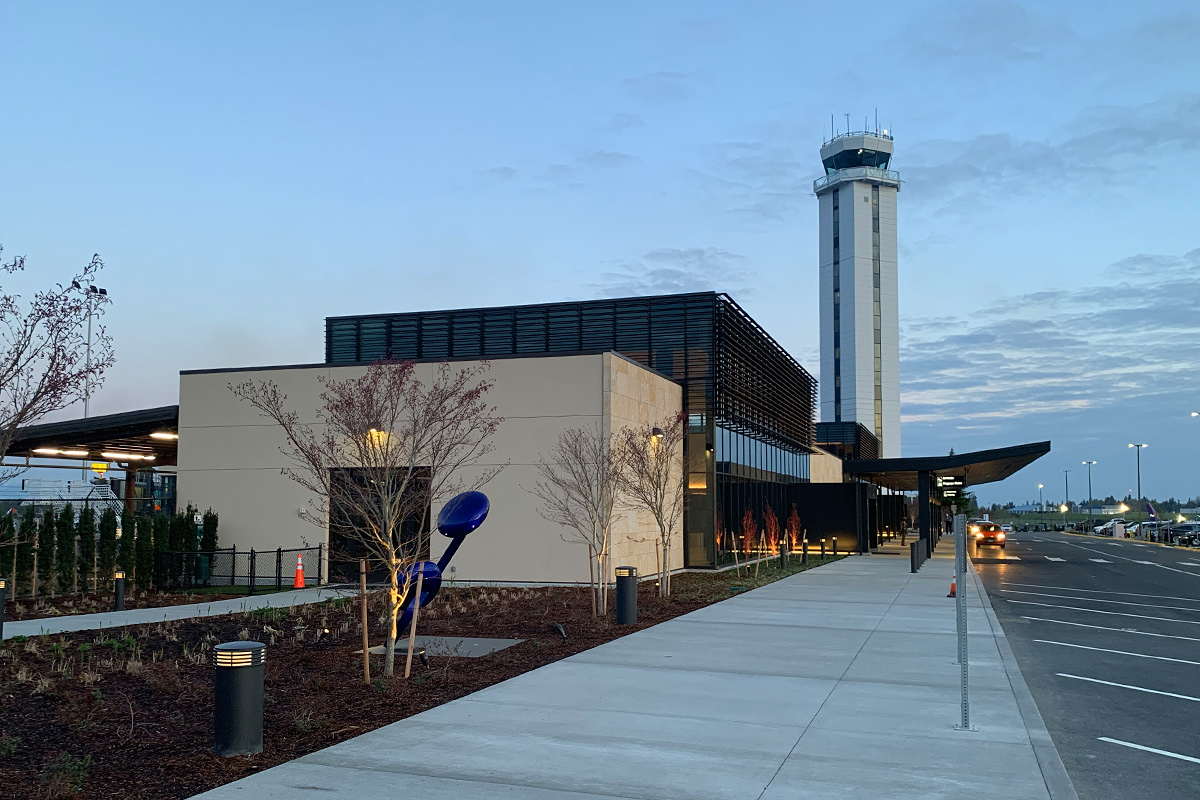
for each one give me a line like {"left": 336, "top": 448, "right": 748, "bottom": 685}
{"left": 154, "top": 545, "right": 323, "bottom": 594}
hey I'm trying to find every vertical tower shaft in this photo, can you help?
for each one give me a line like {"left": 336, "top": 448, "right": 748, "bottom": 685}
{"left": 815, "top": 129, "right": 901, "bottom": 457}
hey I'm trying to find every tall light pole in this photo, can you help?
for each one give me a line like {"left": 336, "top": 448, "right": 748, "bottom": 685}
{"left": 71, "top": 281, "right": 107, "bottom": 480}
{"left": 1064, "top": 469, "right": 1071, "bottom": 516}
{"left": 1129, "top": 443, "right": 1148, "bottom": 521}
{"left": 1082, "top": 461, "right": 1097, "bottom": 525}
{"left": 1038, "top": 483, "right": 1044, "bottom": 527}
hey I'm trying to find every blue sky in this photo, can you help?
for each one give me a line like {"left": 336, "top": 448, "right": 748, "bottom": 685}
{"left": 2, "top": 1, "right": 1199, "bottom": 506}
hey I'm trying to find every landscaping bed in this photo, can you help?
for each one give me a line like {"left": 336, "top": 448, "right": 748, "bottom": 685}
{"left": 0, "top": 555, "right": 843, "bottom": 800}
{"left": 3, "top": 589, "right": 285, "bottom": 623}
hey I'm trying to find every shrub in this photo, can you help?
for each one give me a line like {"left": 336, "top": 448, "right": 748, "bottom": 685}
{"left": 98, "top": 508, "right": 118, "bottom": 586}
{"left": 54, "top": 504, "right": 76, "bottom": 594}
{"left": 38, "top": 509, "right": 56, "bottom": 595}
{"left": 76, "top": 507, "right": 96, "bottom": 592}
{"left": 41, "top": 753, "right": 91, "bottom": 798}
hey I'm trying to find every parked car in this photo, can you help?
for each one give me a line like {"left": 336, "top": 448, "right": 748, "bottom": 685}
{"left": 970, "top": 521, "right": 1006, "bottom": 548}
{"left": 1167, "top": 523, "right": 1200, "bottom": 546}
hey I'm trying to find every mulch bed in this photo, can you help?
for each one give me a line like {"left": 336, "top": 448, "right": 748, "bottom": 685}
{"left": 4, "top": 590, "right": 274, "bottom": 623}
{"left": 0, "top": 556, "right": 842, "bottom": 800}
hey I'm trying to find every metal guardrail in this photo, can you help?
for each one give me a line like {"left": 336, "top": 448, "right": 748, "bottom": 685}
{"left": 813, "top": 166, "right": 901, "bottom": 193}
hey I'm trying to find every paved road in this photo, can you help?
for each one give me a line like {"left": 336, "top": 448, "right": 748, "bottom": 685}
{"left": 974, "top": 530, "right": 1200, "bottom": 800}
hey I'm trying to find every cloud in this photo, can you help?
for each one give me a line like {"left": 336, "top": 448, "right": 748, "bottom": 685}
{"left": 900, "top": 248, "right": 1200, "bottom": 428}
{"left": 602, "top": 113, "right": 644, "bottom": 132}
{"left": 621, "top": 71, "right": 702, "bottom": 104}
{"left": 689, "top": 140, "right": 815, "bottom": 220}
{"left": 591, "top": 247, "right": 753, "bottom": 298}
{"left": 577, "top": 150, "right": 638, "bottom": 168}
{"left": 473, "top": 166, "right": 517, "bottom": 185}
{"left": 902, "top": 95, "right": 1200, "bottom": 212}
{"left": 892, "top": 0, "right": 1076, "bottom": 72}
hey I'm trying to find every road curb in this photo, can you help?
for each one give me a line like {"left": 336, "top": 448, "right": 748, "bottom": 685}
{"left": 968, "top": 561, "right": 1080, "bottom": 800}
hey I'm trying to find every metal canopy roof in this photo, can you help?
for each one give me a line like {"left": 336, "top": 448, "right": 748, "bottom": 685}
{"left": 7, "top": 405, "right": 180, "bottom": 466}
{"left": 843, "top": 441, "right": 1051, "bottom": 492}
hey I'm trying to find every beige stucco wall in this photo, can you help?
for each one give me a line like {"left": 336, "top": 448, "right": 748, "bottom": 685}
{"left": 808, "top": 447, "right": 844, "bottom": 483}
{"left": 602, "top": 353, "right": 685, "bottom": 582}
{"left": 176, "top": 353, "right": 681, "bottom": 585}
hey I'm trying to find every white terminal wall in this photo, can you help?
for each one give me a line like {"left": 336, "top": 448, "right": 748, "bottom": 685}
{"left": 176, "top": 352, "right": 682, "bottom": 585}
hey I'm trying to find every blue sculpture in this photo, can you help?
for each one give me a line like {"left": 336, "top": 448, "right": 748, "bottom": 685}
{"left": 397, "top": 491, "right": 489, "bottom": 628}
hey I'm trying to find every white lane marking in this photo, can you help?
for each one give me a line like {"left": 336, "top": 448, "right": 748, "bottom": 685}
{"left": 1002, "top": 589, "right": 1200, "bottom": 614}
{"left": 1133, "top": 544, "right": 1147, "bottom": 548}
{"left": 1006, "top": 599, "right": 1200, "bottom": 626}
{"left": 1057, "top": 673, "right": 1200, "bottom": 703}
{"left": 1054, "top": 540, "right": 1200, "bottom": 578}
{"left": 1003, "top": 582, "right": 1200, "bottom": 603}
{"left": 1098, "top": 737, "right": 1200, "bottom": 764}
{"left": 1045, "top": 556, "right": 1066, "bottom": 562}
{"left": 1034, "top": 640, "right": 1200, "bottom": 666}
{"left": 1179, "top": 562, "right": 1200, "bottom": 567}
{"left": 1089, "top": 558, "right": 1112, "bottom": 563}
{"left": 1021, "top": 616, "right": 1200, "bottom": 643}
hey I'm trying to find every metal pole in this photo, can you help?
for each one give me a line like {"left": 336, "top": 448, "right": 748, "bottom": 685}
{"left": 1064, "top": 470, "right": 1070, "bottom": 517}
{"left": 954, "top": 514, "right": 973, "bottom": 731}
{"left": 360, "top": 559, "right": 370, "bottom": 685}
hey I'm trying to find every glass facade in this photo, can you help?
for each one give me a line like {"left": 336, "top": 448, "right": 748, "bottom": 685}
{"left": 325, "top": 292, "right": 817, "bottom": 568}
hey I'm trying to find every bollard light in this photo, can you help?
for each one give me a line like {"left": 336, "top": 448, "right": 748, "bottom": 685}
{"left": 213, "top": 641, "right": 266, "bottom": 757}
{"left": 0, "top": 577, "right": 6, "bottom": 641}
{"left": 113, "top": 570, "right": 126, "bottom": 612}
{"left": 832, "top": 536, "right": 838, "bottom": 556}
{"left": 820, "top": 538, "right": 826, "bottom": 558}
{"left": 615, "top": 566, "right": 638, "bottom": 625}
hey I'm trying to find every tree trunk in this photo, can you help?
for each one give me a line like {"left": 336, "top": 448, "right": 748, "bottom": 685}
{"left": 384, "top": 566, "right": 400, "bottom": 677}
{"left": 660, "top": 536, "right": 668, "bottom": 598}
{"left": 587, "top": 545, "right": 597, "bottom": 618}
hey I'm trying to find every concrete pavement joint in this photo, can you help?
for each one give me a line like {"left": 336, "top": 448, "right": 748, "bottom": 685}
{"left": 971, "top": 559, "right": 1080, "bottom": 800}
{"left": 754, "top": 563, "right": 912, "bottom": 800}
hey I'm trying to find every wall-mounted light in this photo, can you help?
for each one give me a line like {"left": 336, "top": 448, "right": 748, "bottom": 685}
{"left": 650, "top": 427, "right": 664, "bottom": 440}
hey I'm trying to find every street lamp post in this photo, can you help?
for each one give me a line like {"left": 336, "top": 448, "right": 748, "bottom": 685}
{"left": 1064, "top": 470, "right": 1071, "bottom": 520}
{"left": 71, "top": 281, "right": 108, "bottom": 480}
{"left": 1038, "top": 483, "right": 1044, "bottom": 528}
{"left": 1129, "top": 444, "right": 1148, "bottom": 521}
{"left": 1082, "top": 461, "right": 1097, "bottom": 528}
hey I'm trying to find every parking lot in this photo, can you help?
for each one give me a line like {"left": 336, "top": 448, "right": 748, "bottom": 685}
{"left": 974, "top": 530, "right": 1200, "bottom": 799}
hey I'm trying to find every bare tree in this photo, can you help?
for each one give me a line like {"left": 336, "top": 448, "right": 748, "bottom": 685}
{"left": 230, "top": 360, "right": 503, "bottom": 677}
{"left": 526, "top": 424, "right": 622, "bottom": 617}
{"left": 617, "top": 414, "right": 685, "bottom": 597}
{"left": 0, "top": 248, "right": 114, "bottom": 477}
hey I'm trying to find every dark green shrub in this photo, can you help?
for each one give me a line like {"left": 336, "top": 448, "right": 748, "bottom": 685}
{"left": 16, "top": 506, "right": 36, "bottom": 594}
{"left": 37, "top": 509, "right": 56, "bottom": 595}
{"left": 135, "top": 515, "right": 155, "bottom": 589}
{"left": 54, "top": 504, "right": 76, "bottom": 594}
{"left": 201, "top": 508, "right": 219, "bottom": 551}
{"left": 98, "top": 509, "right": 118, "bottom": 585}
{"left": 117, "top": 509, "right": 135, "bottom": 574}
{"left": 76, "top": 507, "right": 96, "bottom": 592}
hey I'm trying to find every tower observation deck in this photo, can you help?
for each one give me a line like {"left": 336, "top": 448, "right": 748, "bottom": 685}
{"left": 814, "top": 130, "right": 901, "bottom": 457}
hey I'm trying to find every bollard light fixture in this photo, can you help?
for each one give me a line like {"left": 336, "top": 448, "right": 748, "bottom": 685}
{"left": 213, "top": 641, "right": 267, "bottom": 668}
{"left": 114, "top": 570, "right": 125, "bottom": 580}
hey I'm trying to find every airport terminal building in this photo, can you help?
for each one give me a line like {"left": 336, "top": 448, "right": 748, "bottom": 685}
{"left": 169, "top": 292, "right": 827, "bottom": 584}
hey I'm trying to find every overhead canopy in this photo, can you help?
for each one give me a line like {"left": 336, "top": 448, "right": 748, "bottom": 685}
{"left": 6, "top": 405, "right": 180, "bottom": 467}
{"left": 843, "top": 441, "right": 1051, "bottom": 492}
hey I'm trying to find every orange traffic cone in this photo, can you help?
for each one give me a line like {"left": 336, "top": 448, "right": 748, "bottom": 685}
{"left": 293, "top": 553, "right": 306, "bottom": 589}
{"left": 947, "top": 574, "right": 957, "bottom": 598}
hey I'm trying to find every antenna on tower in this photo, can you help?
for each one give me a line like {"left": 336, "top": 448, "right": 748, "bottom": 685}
{"left": 875, "top": 107, "right": 878, "bottom": 134}
{"left": 831, "top": 113, "right": 835, "bottom": 139}
{"left": 844, "top": 113, "right": 851, "bottom": 135}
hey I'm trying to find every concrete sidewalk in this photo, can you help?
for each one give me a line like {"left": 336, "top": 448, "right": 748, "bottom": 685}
{"left": 191, "top": 540, "right": 1075, "bottom": 800}
{"left": 3, "top": 586, "right": 356, "bottom": 639}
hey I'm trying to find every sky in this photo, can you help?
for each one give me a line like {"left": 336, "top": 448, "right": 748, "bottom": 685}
{"left": 2, "top": 1, "right": 1199, "bottom": 507}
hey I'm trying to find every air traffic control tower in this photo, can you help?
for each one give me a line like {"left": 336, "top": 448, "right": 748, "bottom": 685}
{"left": 815, "top": 129, "right": 901, "bottom": 457}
